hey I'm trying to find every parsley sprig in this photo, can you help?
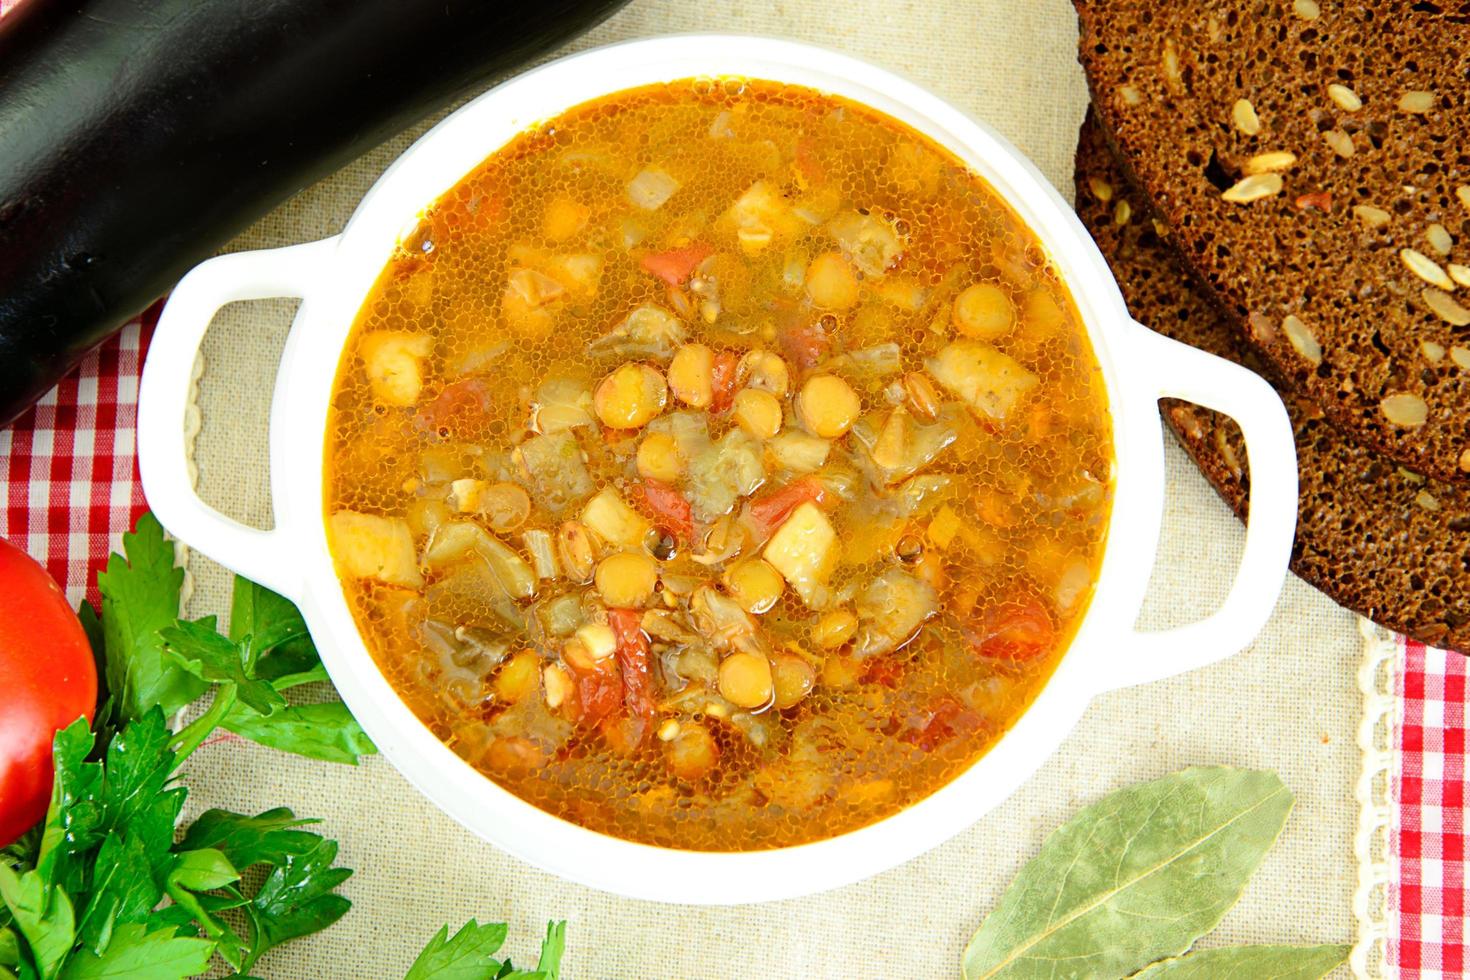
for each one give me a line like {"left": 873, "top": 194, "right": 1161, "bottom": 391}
{"left": 0, "top": 514, "right": 569, "bottom": 979}
{"left": 0, "top": 708, "right": 349, "bottom": 979}
{"left": 1, "top": 514, "right": 363, "bottom": 979}
{"left": 404, "top": 919, "right": 567, "bottom": 980}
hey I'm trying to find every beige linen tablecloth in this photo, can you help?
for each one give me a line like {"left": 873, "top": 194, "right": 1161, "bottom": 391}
{"left": 180, "top": 1, "right": 1361, "bottom": 975}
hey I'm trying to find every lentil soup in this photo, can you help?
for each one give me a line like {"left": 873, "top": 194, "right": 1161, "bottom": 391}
{"left": 324, "top": 80, "right": 1113, "bottom": 850}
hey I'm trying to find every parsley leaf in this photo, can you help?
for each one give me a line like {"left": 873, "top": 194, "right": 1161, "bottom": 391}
{"left": 73, "top": 834, "right": 155, "bottom": 955}
{"left": 534, "top": 920, "right": 566, "bottom": 980}
{"left": 4, "top": 515, "right": 375, "bottom": 978}
{"left": 160, "top": 620, "right": 285, "bottom": 717}
{"left": 74, "top": 603, "right": 111, "bottom": 743}
{"left": 162, "top": 588, "right": 374, "bottom": 766}
{"left": 35, "top": 722, "right": 105, "bottom": 896}
{"left": 1, "top": 828, "right": 41, "bottom": 947}
{"left": 245, "top": 837, "right": 352, "bottom": 955}
{"left": 403, "top": 921, "right": 509, "bottom": 980}
{"left": 1, "top": 827, "right": 39, "bottom": 875}
{"left": 222, "top": 702, "right": 376, "bottom": 765}
{"left": 1, "top": 925, "right": 20, "bottom": 969}
{"left": 54, "top": 922, "right": 213, "bottom": 980}
{"left": 173, "top": 809, "right": 352, "bottom": 973}
{"left": 222, "top": 582, "right": 375, "bottom": 762}
{"left": 0, "top": 866, "right": 74, "bottom": 980}
{"left": 161, "top": 849, "right": 244, "bottom": 969}
{"left": 177, "top": 809, "right": 325, "bottom": 869}
{"left": 36, "top": 712, "right": 181, "bottom": 952}
{"left": 95, "top": 515, "right": 202, "bottom": 723}
{"left": 404, "top": 921, "right": 567, "bottom": 980}
{"left": 93, "top": 713, "right": 181, "bottom": 868}
{"left": 227, "top": 579, "right": 318, "bottom": 683}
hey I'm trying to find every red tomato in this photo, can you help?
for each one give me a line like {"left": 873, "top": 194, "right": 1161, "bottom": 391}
{"left": 970, "top": 597, "right": 1057, "bottom": 662}
{"left": 898, "top": 698, "right": 982, "bottom": 752}
{"left": 572, "top": 667, "right": 622, "bottom": 729}
{"left": 0, "top": 537, "right": 96, "bottom": 846}
{"left": 863, "top": 657, "right": 904, "bottom": 689}
{"left": 416, "top": 378, "right": 492, "bottom": 436}
{"left": 597, "top": 712, "right": 651, "bottom": 757}
{"left": 748, "top": 477, "right": 828, "bottom": 537}
{"left": 709, "top": 351, "right": 739, "bottom": 414}
{"left": 793, "top": 137, "right": 825, "bottom": 186}
{"left": 778, "top": 315, "right": 830, "bottom": 370}
{"left": 640, "top": 243, "right": 713, "bottom": 286}
{"left": 637, "top": 480, "right": 693, "bottom": 542}
{"left": 607, "top": 608, "right": 656, "bottom": 724}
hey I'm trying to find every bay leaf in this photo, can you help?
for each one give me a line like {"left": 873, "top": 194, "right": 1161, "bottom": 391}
{"left": 1130, "top": 943, "right": 1351, "bottom": 979}
{"left": 961, "top": 767, "right": 1292, "bottom": 980}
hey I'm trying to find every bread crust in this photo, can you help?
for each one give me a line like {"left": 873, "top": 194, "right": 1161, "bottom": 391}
{"left": 1076, "top": 0, "right": 1470, "bottom": 482}
{"left": 1075, "top": 112, "right": 1470, "bottom": 653}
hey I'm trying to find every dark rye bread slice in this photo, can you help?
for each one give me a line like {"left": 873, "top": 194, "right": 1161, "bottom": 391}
{"left": 1074, "top": 113, "right": 1470, "bottom": 653}
{"left": 1075, "top": 0, "right": 1470, "bottom": 483}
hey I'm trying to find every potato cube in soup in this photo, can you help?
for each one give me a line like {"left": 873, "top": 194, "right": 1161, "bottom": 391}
{"left": 926, "top": 340, "right": 1038, "bottom": 422}
{"left": 721, "top": 180, "right": 804, "bottom": 253}
{"left": 543, "top": 253, "right": 604, "bottom": 301}
{"left": 329, "top": 511, "right": 422, "bottom": 588}
{"left": 449, "top": 478, "right": 486, "bottom": 514}
{"left": 766, "top": 431, "right": 830, "bottom": 474}
{"left": 581, "top": 487, "right": 651, "bottom": 549}
{"left": 502, "top": 266, "right": 566, "bottom": 336}
{"left": 358, "top": 331, "right": 431, "bottom": 406}
{"left": 627, "top": 166, "right": 681, "bottom": 210}
{"left": 825, "top": 209, "right": 903, "bottom": 278}
{"left": 666, "top": 723, "right": 719, "bottom": 780}
{"left": 762, "top": 501, "right": 837, "bottom": 607}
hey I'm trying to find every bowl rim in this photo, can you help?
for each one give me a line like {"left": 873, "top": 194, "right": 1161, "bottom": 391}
{"left": 152, "top": 34, "right": 1245, "bottom": 904}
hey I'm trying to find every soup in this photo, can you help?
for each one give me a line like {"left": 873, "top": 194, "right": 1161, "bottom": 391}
{"left": 324, "top": 79, "right": 1112, "bottom": 850}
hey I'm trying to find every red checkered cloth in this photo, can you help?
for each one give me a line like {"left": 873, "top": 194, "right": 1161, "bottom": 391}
{"left": 0, "top": 315, "right": 153, "bottom": 609}
{"left": 1394, "top": 639, "right": 1469, "bottom": 979}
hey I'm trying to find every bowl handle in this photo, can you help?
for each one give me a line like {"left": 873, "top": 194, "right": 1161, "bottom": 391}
{"left": 137, "top": 238, "right": 338, "bottom": 602}
{"left": 1098, "top": 322, "right": 1299, "bottom": 692}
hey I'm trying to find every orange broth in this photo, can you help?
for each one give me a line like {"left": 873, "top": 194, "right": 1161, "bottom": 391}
{"left": 323, "top": 80, "right": 1112, "bottom": 850}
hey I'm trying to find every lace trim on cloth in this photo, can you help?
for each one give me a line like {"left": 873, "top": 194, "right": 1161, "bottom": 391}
{"left": 175, "top": 350, "right": 206, "bottom": 611}
{"left": 1353, "top": 618, "right": 1398, "bottom": 978}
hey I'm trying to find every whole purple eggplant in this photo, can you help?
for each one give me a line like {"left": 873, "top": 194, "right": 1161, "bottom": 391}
{"left": 0, "top": 0, "right": 628, "bottom": 423}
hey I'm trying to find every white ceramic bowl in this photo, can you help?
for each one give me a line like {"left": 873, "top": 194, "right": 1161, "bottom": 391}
{"left": 137, "top": 35, "right": 1298, "bottom": 904}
